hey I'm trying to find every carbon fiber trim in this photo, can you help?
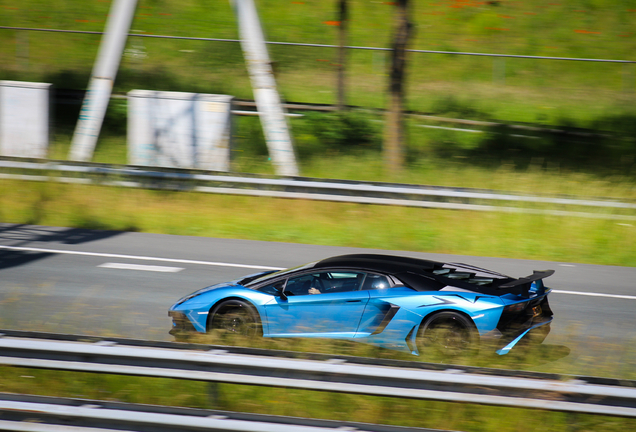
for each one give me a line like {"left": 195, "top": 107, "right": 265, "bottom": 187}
{"left": 370, "top": 304, "right": 400, "bottom": 335}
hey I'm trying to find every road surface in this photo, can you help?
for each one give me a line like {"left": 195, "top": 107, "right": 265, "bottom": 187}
{"left": 1, "top": 223, "right": 634, "bottom": 375}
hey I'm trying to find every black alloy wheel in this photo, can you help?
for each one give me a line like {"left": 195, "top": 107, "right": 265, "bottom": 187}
{"left": 208, "top": 300, "right": 262, "bottom": 337}
{"left": 417, "top": 311, "right": 477, "bottom": 358}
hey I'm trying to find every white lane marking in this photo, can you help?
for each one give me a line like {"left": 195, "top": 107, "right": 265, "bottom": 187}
{"left": 552, "top": 290, "right": 636, "bottom": 300}
{"left": 98, "top": 263, "right": 184, "bottom": 273}
{"left": 559, "top": 264, "right": 576, "bottom": 267}
{"left": 0, "top": 245, "right": 283, "bottom": 271}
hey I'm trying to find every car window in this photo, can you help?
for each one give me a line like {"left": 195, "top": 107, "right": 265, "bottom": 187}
{"left": 257, "top": 280, "right": 285, "bottom": 295}
{"left": 285, "top": 271, "right": 366, "bottom": 296}
{"left": 361, "top": 274, "right": 391, "bottom": 291}
{"left": 245, "top": 261, "right": 318, "bottom": 287}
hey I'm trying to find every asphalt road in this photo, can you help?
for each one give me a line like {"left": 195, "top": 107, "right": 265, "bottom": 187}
{"left": 1, "top": 223, "right": 635, "bottom": 374}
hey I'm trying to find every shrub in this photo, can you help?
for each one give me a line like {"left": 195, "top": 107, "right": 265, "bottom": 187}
{"left": 294, "top": 111, "right": 381, "bottom": 159}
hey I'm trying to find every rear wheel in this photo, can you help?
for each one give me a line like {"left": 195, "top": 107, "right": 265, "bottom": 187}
{"left": 208, "top": 300, "right": 262, "bottom": 337}
{"left": 417, "top": 311, "right": 477, "bottom": 359}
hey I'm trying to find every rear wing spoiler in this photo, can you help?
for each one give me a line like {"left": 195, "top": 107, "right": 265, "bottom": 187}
{"left": 498, "top": 270, "right": 554, "bottom": 297}
{"left": 403, "top": 268, "right": 555, "bottom": 297}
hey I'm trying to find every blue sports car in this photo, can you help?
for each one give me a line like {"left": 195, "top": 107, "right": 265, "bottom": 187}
{"left": 168, "top": 254, "right": 554, "bottom": 356}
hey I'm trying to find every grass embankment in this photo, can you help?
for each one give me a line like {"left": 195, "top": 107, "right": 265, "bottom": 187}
{"left": 2, "top": 175, "right": 635, "bottom": 266}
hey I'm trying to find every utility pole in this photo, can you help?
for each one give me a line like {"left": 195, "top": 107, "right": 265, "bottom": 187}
{"left": 383, "top": 0, "right": 412, "bottom": 173}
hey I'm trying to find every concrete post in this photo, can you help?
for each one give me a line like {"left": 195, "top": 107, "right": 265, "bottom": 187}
{"left": 69, "top": 0, "right": 138, "bottom": 162}
{"left": 232, "top": 0, "right": 299, "bottom": 176}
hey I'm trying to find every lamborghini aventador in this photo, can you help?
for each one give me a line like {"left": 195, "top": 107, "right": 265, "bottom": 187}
{"left": 168, "top": 254, "right": 554, "bottom": 356}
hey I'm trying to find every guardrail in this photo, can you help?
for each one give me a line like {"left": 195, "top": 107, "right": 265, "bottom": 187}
{"left": 1, "top": 330, "right": 636, "bottom": 418}
{"left": 0, "top": 393, "right": 440, "bottom": 432}
{"left": 1, "top": 157, "right": 635, "bottom": 220}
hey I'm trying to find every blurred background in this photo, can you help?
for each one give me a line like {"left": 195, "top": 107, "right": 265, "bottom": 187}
{"left": 1, "top": 0, "right": 635, "bottom": 178}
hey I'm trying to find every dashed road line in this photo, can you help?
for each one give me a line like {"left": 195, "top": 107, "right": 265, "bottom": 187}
{"left": 98, "top": 263, "right": 184, "bottom": 273}
{"left": 552, "top": 290, "right": 636, "bottom": 300}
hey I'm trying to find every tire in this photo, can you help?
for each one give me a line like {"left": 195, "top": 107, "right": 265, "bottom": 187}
{"left": 208, "top": 299, "right": 262, "bottom": 337}
{"left": 417, "top": 311, "right": 478, "bottom": 358}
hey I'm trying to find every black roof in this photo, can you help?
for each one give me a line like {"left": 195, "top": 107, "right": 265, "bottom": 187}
{"left": 313, "top": 254, "right": 535, "bottom": 296}
{"left": 246, "top": 254, "right": 552, "bottom": 297}
{"left": 314, "top": 254, "right": 444, "bottom": 274}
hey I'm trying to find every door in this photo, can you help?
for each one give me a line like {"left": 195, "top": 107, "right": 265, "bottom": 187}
{"left": 264, "top": 271, "right": 369, "bottom": 337}
{"left": 356, "top": 274, "right": 417, "bottom": 336}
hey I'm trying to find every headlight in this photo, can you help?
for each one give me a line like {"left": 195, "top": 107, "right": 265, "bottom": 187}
{"left": 175, "top": 293, "right": 198, "bottom": 306}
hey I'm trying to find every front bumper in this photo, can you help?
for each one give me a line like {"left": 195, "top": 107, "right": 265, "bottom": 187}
{"left": 168, "top": 310, "right": 197, "bottom": 337}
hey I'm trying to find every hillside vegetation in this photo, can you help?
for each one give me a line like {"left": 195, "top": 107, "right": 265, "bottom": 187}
{"left": 1, "top": 0, "right": 635, "bottom": 122}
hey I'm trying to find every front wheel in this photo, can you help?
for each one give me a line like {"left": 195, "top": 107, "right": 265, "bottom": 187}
{"left": 417, "top": 311, "right": 478, "bottom": 359}
{"left": 208, "top": 300, "right": 262, "bottom": 337}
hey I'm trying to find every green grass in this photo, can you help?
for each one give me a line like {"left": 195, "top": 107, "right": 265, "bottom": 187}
{"left": 1, "top": 178, "right": 634, "bottom": 266}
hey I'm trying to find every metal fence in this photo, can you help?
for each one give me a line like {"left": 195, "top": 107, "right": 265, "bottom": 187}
{"left": 2, "top": 25, "right": 635, "bottom": 93}
{"left": 1, "top": 26, "right": 635, "bottom": 64}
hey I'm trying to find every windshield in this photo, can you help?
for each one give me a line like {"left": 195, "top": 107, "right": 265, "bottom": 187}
{"left": 244, "top": 261, "right": 318, "bottom": 287}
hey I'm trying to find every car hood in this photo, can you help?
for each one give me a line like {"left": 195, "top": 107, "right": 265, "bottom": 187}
{"left": 173, "top": 282, "right": 240, "bottom": 307}
{"left": 172, "top": 270, "right": 275, "bottom": 307}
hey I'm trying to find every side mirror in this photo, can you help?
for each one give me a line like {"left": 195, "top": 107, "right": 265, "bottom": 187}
{"left": 273, "top": 283, "right": 288, "bottom": 301}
